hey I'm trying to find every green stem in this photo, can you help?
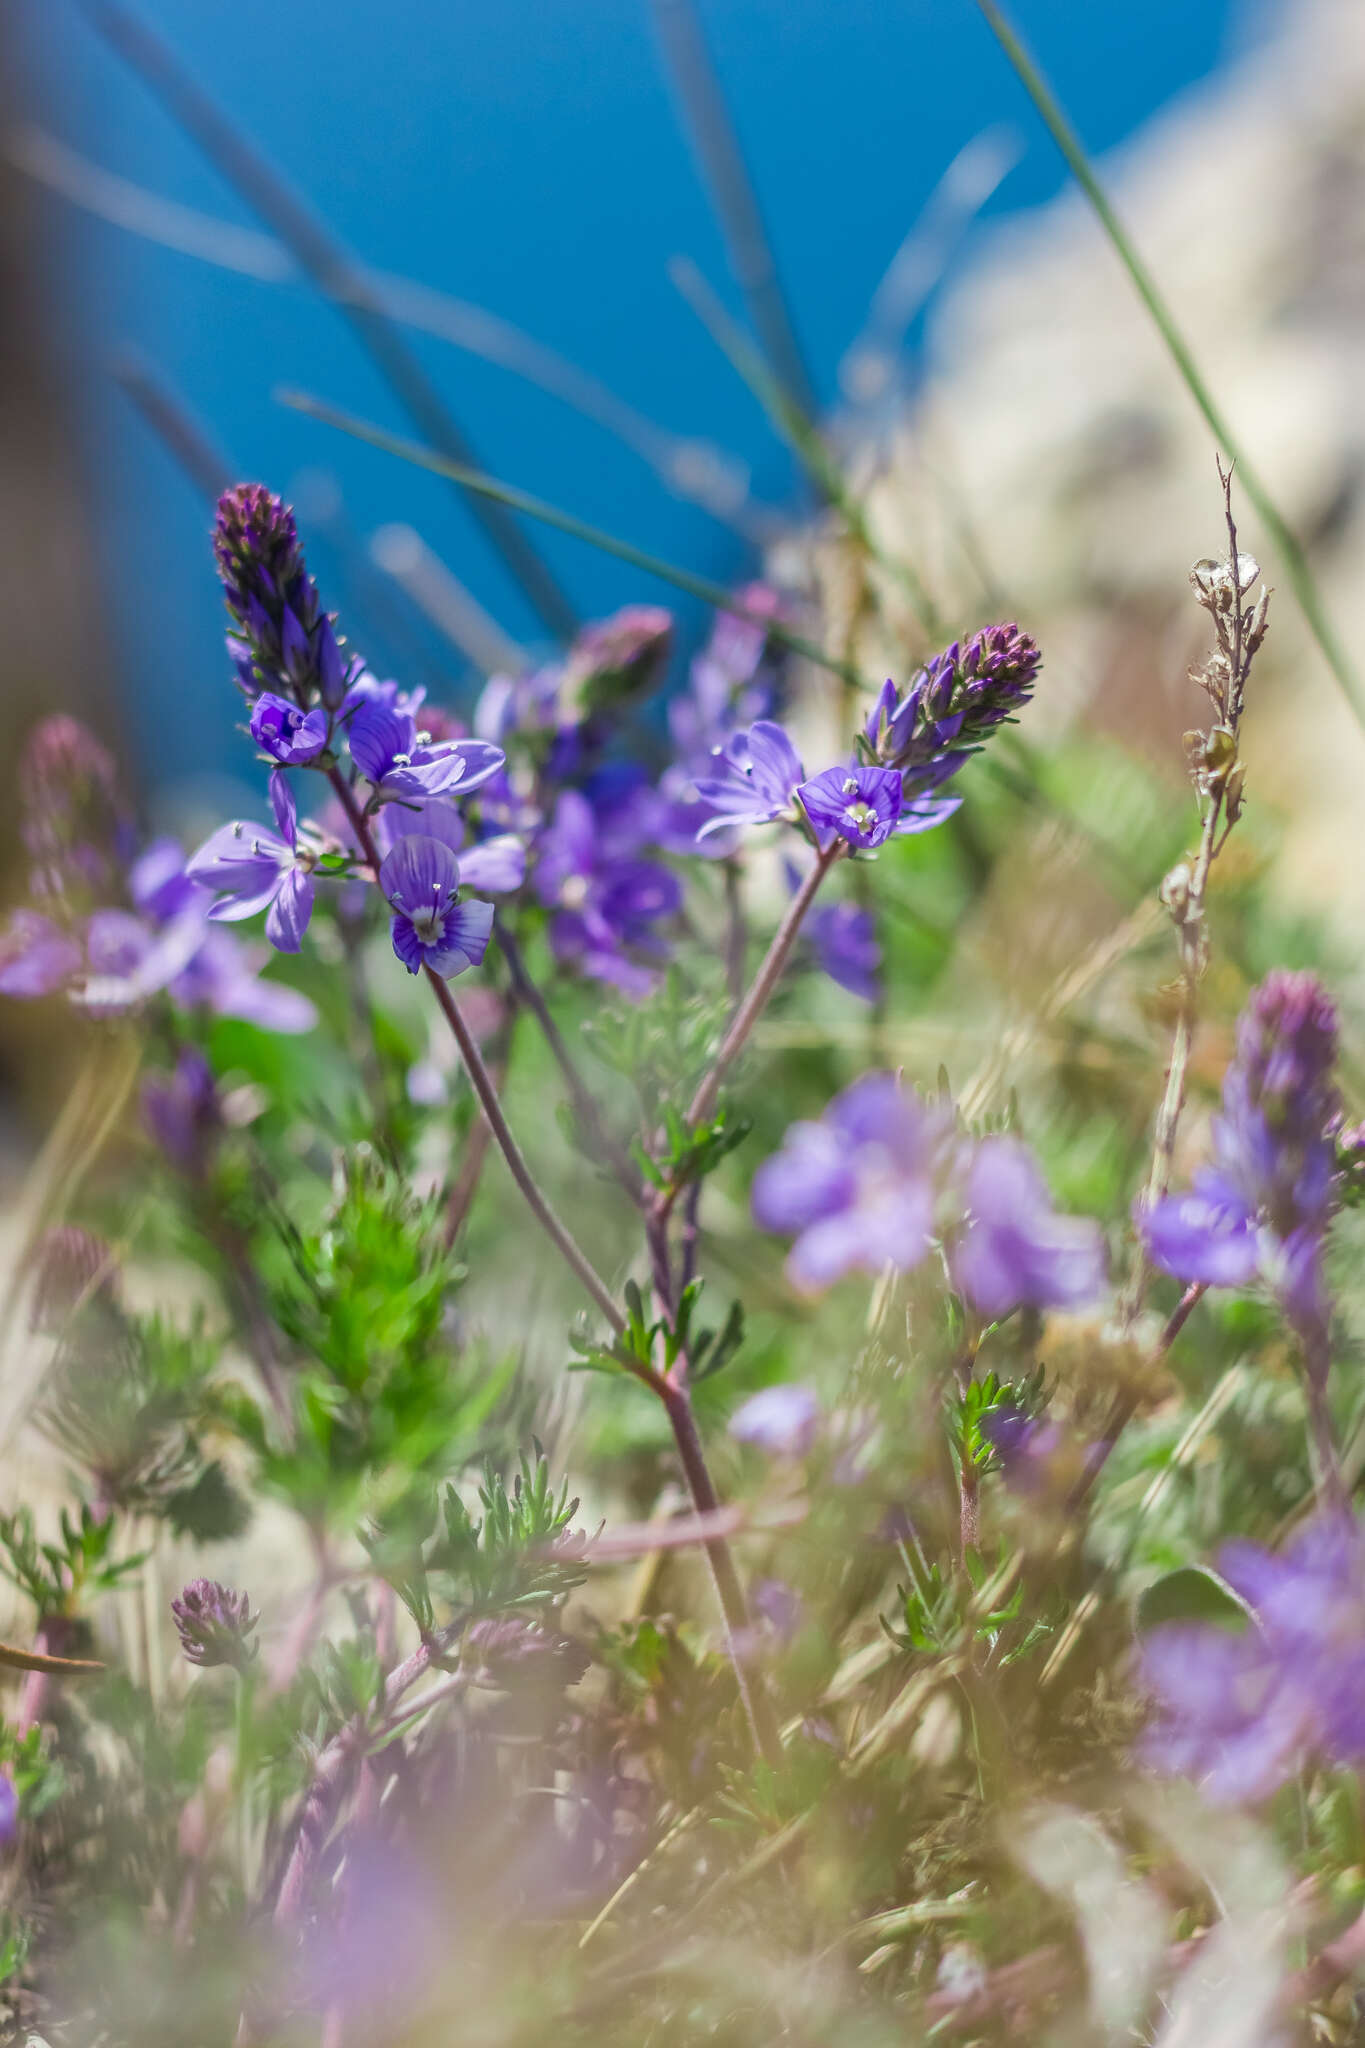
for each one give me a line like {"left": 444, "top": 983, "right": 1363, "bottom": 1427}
{"left": 280, "top": 388, "right": 864, "bottom": 691}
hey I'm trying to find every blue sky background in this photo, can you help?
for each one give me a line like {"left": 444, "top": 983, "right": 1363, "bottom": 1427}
{"left": 18, "top": 0, "right": 1243, "bottom": 800}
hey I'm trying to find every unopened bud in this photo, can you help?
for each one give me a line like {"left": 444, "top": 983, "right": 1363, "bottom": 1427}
{"left": 171, "top": 1580, "right": 258, "bottom": 1671}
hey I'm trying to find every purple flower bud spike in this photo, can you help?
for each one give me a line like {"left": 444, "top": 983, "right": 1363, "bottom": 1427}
{"left": 171, "top": 1579, "right": 258, "bottom": 1671}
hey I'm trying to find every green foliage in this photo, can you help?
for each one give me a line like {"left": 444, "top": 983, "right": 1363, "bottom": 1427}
{"left": 569, "top": 1277, "right": 744, "bottom": 1386}
{"left": 368, "top": 1445, "right": 590, "bottom": 1636}
{"left": 0, "top": 1503, "right": 143, "bottom": 1617}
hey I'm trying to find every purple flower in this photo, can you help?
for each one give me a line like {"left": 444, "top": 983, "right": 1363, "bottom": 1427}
{"left": 171, "top": 1578, "right": 258, "bottom": 1670}
{"left": 1140, "top": 972, "right": 1338, "bottom": 1365}
{"left": 797, "top": 764, "right": 905, "bottom": 849}
{"left": 730, "top": 1383, "right": 821, "bottom": 1457}
{"left": 534, "top": 789, "right": 681, "bottom": 996}
{"left": 0, "top": 911, "right": 82, "bottom": 997}
{"left": 752, "top": 1073, "right": 952, "bottom": 1290}
{"left": 692, "top": 721, "right": 805, "bottom": 841}
{"left": 808, "top": 900, "right": 881, "bottom": 1003}
{"left": 379, "top": 798, "right": 526, "bottom": 896}
{"left": 249, "top": 691, "right": 329, "bottom": 765}
{"left": 214, "top": 484, "right": 352, "bottom": 709}
{"left": 866, "top": 623, "right": 1042, "bottom": 773}
{"left": 1142, "top": 1518, "right": 1365, "bottom": 1802}
{"left": 186, "top": 771, "right": 315, "bottom": 954}
{"left": 562, "top": 604, "right": 673, "bottom": 711}
{"left": 377, "top": 835, "right": 493, "bottom": 979}
{"left": 130, "top": 838, "right": 318, "bottom": 1030}
{"left": 669, "top": 584, "right": 787, "bottom": 767}
{"left": 347, "top": 698, "right": 504, "bottom": 805}
{"left": 142, "top": 1049, "right": 221, "bottom": 1179}
{"left": 949, "top": 1138, "right": 1107, "bottom": 1319}
{"left": 0, "top": 1773, "right": 18, "bottom": 1849}
{"left": 20, "top": 715, "right": 129, "bottom": 905}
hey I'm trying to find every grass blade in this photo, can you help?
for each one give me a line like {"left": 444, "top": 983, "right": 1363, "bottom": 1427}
{"left": 975, "top": 0, "right": 1365, "bottom": 733}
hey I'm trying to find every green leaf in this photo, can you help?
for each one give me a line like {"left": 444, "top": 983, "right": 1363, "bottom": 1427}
{"left": 1135, "top": 1565, "right": 1255, "bottom": 1636}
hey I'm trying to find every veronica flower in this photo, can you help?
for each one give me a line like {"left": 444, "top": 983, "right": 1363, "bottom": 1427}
{"left": 142, "top": 1049, "right": 221, "bottom": 1180}
{"left": 377, "top": 836, "right": 493, "bottom": 979}
{"left": 1142, "top": 1517, "right": 1365, "bottom": 1803}
{"left": 865, "top": 623, "right": 1042, "bottom": 774}
{"left": 1139, "top": 972, "right": 1338, "bottom": 1366}
{"left": 730, "top": 1383, "right": 821, "bottom": 1458}
{"left": 949, "top": 1138, "right": 1107, "bottom": 1319}
{"left": 0, "top": 912, "right": 82, "bottom": 997}
{"left": 21, "top": 715, "right": 130, "bottom": 905}
{"left": 534, "top": 789, "right": 680, "bottom": 996}
{"left": 808, "top": 900, "right": 881, "bottom": 1003}
{"left": 249, "top": 691, "right": 329, "bottom": 766}
{"left": 214, "top": 484, "right": 352, "bottom": 708}
{"left": 796, "top": 764, "right": 903, "bottom": 849}
{"left": 379, "top": 798, "right": 526, "bottom": 897}
{"left": 798, "top": 761, "right": 961, "bottom": 852}
{"left": 186, "top": 772, "right": 315, "bottom": 954}
{"left": 129, "top": 838, "right": 316, "bottom": 1031}
{"left": 347, "top": 699, "right": 504, "bottom": 805}
{"left": 669, "top": 583, "right": 786, "bottom": 768}
{"left": 752, "top": 1073, "right": 953, "bottom": 1290}
{"left": 692, "top": 721, "right": 804, "bottom": 841}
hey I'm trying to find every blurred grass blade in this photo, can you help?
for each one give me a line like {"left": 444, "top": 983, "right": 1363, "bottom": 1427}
{"left": 76, "top": 0, "right": 581, "bottom": 640}
{"left": 670, "top": 253, "right": 942, "bottom": 635}
{"left": 278, "top": 386, "right": 863, "bottom": 688}
{"left": 975, "top": 0, "right": 1365, "bottom": 734}
{"left": 651, "top": 0, "right": 818, "bottom": 420}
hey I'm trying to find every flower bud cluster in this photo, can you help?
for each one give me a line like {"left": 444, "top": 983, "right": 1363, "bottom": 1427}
{"left": 214, "top": 484, "right": 349, "bottom": 711}
{"left": 171, "top": 1579, "right": 258, "bottom": 1670}
{"left": 863, "top": 623, "right": 1041, "bottom": 780}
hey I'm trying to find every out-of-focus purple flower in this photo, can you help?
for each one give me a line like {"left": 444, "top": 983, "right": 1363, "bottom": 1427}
{"left": 797, "top": 764, "right": 905, "bottom": 849}
{"left": 379, "top": 797, "right": 525, "bottom": 896}
{"left": 808, "top": 900, "right": 881, "bottom": 1003}
{"left": 76, "top": 901, "right": 211, "bottom": 1015}
{"left": 131, "top": 839, "right": 318, "bottom": 1031}
{"left": 142, "top": 1049, "right": 221, "bottom": 1179}
{"left": 0, "top": 911, "right": 82, "bottom": 997}
{"left": 730, "top": 1383, "right": 821, "bottom": 1457}
{"left": 1142, "top": 1518, "right": 1365, "bottom": 1802}
{"left": 979, "top": 1406, "right": 1065, "bottom": 1494}
{"left": 563, "top": 604, "right": 673, "bottom": 711}
{"left": 752, "top": 1073, "right": 953, "bottom": 1290}
{"left": 249, "top": 691, "right": 329, "bottom": 766}
{"left": 1140, "top": 972, "right": 1339, "bottom": 1368}
{"left": 949, "top": 1138, "right": 1107, "bottom": 1319}
{"left": 187, "top": 771, "right": 315, "bottom": 954}
{"left": 534, "top": 789, "right": 680, "bottom": 996}
{"left": 347, "top": 699, "right": 503, "bottom": 804}
{"left": 378, "top": 835, "right": 493, "bottom": 979}
{"left": 670, "top": 584, "right": 787, "bottom": 766}
{"left": 20, "top": 716, "right": 130, "bottom": 904}
{"left": 865, "top": 623, "right": 1042, "bottom": 774}
{"left": 0, "top": 1773, "right": 18, "bottom": 1849}
{"left": 214, "top": 484, "right": 353, "bottom": 709}
{"left": 692, "top": 721, "right": 805, "bottom": 841}
{"left": 171, "top": 1578, "right": 258, "bottom": 1670}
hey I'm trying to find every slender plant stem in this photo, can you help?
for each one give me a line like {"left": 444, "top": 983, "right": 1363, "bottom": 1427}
{"left": 658, "top": 1380, "right": 782, "bottom": 1768}
{"left": 327, "top": 770, "right": 625, "bottom": 1335}
{"left": 974, "top": 0, "right": 1365, "bottom": 732}
{"left": 441, "top": 1008, "right": 516, "bottom": 1250}
{"left": 493, "top": 916, "right": 643, "bottom": 1204}
{"left": 686, "top": 843, "right": 841, "bottom": 1131}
